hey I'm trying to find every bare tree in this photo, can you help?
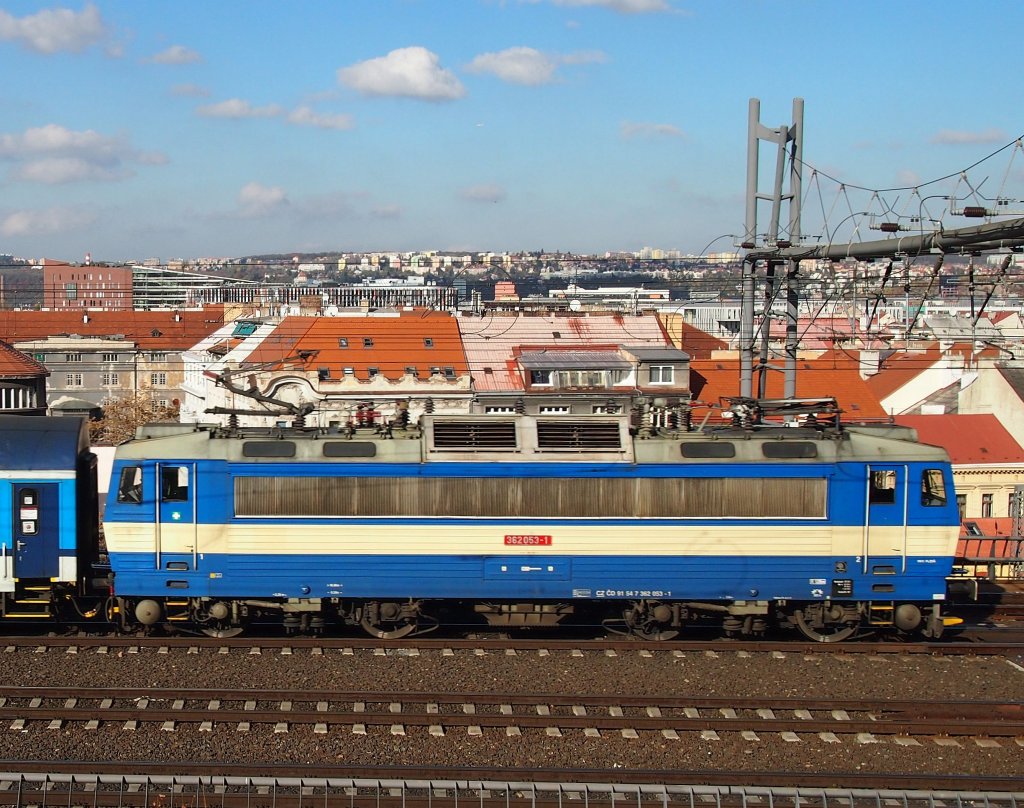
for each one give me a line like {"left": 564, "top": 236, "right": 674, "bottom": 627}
{"left": 88, "top": 391, "right": 179, "bottom": 446}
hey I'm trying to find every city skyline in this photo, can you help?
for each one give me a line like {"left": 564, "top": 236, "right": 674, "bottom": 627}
{"left": 0, "top": 0, "right": 1022, "bottom": 262}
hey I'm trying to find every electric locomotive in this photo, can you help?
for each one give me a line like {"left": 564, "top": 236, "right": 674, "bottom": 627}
{"left": 101, "top": 408, "right": 964, "bottom": 641}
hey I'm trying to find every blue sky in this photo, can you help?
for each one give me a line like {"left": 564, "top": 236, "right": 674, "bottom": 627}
{"left": 0, "top": 0, "right": 1021, "bottom": 262}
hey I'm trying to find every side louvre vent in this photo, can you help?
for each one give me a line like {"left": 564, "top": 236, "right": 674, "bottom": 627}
{"left": 432, "top": 421, "right": 518, "bottom": 450}
{"left": 536, "top": 420, "right": 622, "bottom": 450}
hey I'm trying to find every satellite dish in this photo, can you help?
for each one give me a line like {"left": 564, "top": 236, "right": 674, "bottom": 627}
{"left": 569, "top": 299, "right": 582, "bottom": 312}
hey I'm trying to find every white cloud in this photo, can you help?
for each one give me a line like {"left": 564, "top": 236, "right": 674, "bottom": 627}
{"left": 0, "top": 124, "right": 165, "bottom": 184}
{"left": 371, "top": 204, "right": 402, "bottom": 219}
{"left": 238, "top": 182, "right": 289, "bottom": 217}
{"left": 548, "top": 0, "right": 674, "bottom": 12}
{"left": 287, "top": 106, "right": 354, "bottom": 131}
{"left": 620, "top": 121, "right": 685, "bottom": 139}
{"left": 338, "top": 46, "right": 465, "bottom": 101}
{"left": 930, "top": 128, "right": 1007, "bottom": 146}
{"left": 894, "top": 169, "right": 921, "bottom": 187}
{"left": 170, "top": 83, "right": 210, "bottom": 98}
{"left": 149, "top": 44, "right": 202, "bottom": 65}
{"left": 467, "top": 47, "right": 557, "bottom": 86}
{"left": 1, "top": 206, "right": 96, "bottom": 236}
{"left": 467, "top": 47, "right": 606, "bottom": 85}
{"left": 196, "top": 99, "right": 283, "bottom": 119}
{"left": 0, "top": 2, "right": 107, "bottom": 54}
{"left": 460, "top": 183, "right": 506, "bottom": 203}
{"left": 13, "top": 156, "right": 124, "bottom": 183}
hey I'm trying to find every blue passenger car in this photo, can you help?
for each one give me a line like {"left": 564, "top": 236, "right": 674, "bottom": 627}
{"left": 0, "top": 415, "right": 100, "bottom": 618}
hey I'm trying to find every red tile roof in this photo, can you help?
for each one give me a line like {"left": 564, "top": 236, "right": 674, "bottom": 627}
{"left": 894, "top": 414, "right": 1024, "bottom": 463}
{"left": 0, "top": 307, "right": 225, "bottom": 350}
{"left": 245, "top": 310, "right": 467, "bottom": 381}
{"left": 0, "top": 340, "right": 48, "bottom": 378}
{"left": 864, "top": 343, "right": 942, "bottom": 399}
{"left": 689, "top": 355, "right": 887, "bottom": 419}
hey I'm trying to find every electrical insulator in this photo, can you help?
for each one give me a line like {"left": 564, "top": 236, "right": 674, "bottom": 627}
{"left": 962, "top": 206, "right": 989, "bottom": 218}
{"left": 879, "top": 222, "right": 899, "bottom": 233}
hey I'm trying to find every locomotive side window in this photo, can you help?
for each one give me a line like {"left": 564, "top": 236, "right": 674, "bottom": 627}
{"left": 116, "top": 466, "right": 143, "bottom": 504}
{"left": 869, "top": 470, "right": 896, "bottom": 504}
{"left": 235, "top": 475, "right": 827, "bottom": 519}
{"left": 921, "top": 468, "right": 947, "bottom": 507}
{"left": 161, "top": 466, "right": 189, "bottom": 502}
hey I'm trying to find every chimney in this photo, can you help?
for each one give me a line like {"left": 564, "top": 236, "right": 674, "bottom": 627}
{"left": 859, "top": 349, "right": 880, "bottom": 378}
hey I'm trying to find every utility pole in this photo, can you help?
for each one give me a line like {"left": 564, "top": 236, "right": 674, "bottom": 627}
{"left": 741, "top": 98, "right": 804, "bottom": 399}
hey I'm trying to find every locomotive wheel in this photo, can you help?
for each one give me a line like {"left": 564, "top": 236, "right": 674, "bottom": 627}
{"left": 793, "top": 607, "right": 860, "bottom": 643}
{"left": 359, "top": 601, "right": 418, "bottom": 639}
{"left": 360, "top": 613, "right": 417, "bottom": 639}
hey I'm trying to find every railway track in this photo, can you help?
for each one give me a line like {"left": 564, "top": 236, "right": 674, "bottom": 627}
{"left": 0, "top": 686, "right": 1019, "bottom": 744}
{"left": 0, "top": 765, "right": 1018, "bottom": 803}
{"left": 3, "top": 635, "right": 1023, "bottom": 656}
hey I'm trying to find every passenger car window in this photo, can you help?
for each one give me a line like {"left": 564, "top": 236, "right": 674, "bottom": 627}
{"left": 116, "top": 466, "right": 143, "bottom": 504}
{"left": 921, "top": 468, "right": 947, "bottom": 507}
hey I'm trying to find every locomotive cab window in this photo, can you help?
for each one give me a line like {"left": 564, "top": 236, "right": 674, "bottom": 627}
{"left": 869, "top": 470, "right": 896, "bottom": 504}
{"left": 921, "top": 468, "right": 947, "bottom": 507}
{"left": 161, "top": 466, "right": 189, "bottom": 502}
{"left": 116, "top": 466, "right": 143, "bottom": 504}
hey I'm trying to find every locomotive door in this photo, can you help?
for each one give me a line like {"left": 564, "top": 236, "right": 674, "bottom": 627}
{"left": 863, "top": 464, "right": 909, "bottom": 574}
{"left": 156, "top": 463, "right": 199, "bottom": 570}
{"left": 12, "top": 483, "right": 60, "bottom": 579}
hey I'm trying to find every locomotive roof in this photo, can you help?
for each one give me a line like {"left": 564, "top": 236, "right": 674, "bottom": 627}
{"left": 0, "top": 415, "right": 90, "bottom": 469}
{"left": 113, "top": 416, "right": 951, "bottom": 466}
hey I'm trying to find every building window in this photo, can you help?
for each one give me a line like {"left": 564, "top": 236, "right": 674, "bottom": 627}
{"left": 102, "top": 353, "right": 119, "bottom": 362}
{"left": 424, "top": 338, "right": 434, "bottom": 348}
{"left": 343, "top": 367, "right": 354, "bottom": 376}
{"left": 101, "top": 372, "right": 120, "bottom": 386}
{"left": 539, "top": 406, "right": 571, "bottom": 415}
{"left": 650, "top": 365, "right": 674, "bottom": 384}
{"left": 33, "top": 353, "right": 46, "bottom": 362}
{"left": 149, "top": 352, "right": 167, "bottom": 362}
{"left": 981, "top": 493, "right": 993, "bottom": 518}
{"left": 443, "top": 367, "right": 456, "bottom": 380}
{"left": 150, "top": 372, "right": 167, "bottom": 386}
{"left": 65, "top": 373, "right": 83, "bottom": 387}
{"left": 485, "top": 406, "right": 516, "bottom": 414}
{"left": 367, "top": 367, "right": 379, "bottom": 378}
{"left": 65, "top": 353, "right": 82, "bottom": 363}
{"left": 363, "top": 338, "right": 373, "bottom": 348}
{"left": 956, "top": 494, "right": 966, "bottom": 520}
{"left": 405, "top": 367, "right": 418, "bottom": 377}
{"left": 338, "top": 338, "right": 348, "bottom": 348}
{"left": 530, "top": 370, "right": 553, "bottom": 386}
{"left": 1009, "top": 492, "right": 1019, "bottom": 518}
{"left": 65, "top": 282, "right": 77, "bottom": 300}
{"left": 592, "top": 404, "right": 623, "bottom": 414}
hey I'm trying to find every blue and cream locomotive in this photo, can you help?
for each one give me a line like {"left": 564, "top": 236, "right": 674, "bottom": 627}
{"left": 95, "top": 407, "right": 963, "bottom": 641}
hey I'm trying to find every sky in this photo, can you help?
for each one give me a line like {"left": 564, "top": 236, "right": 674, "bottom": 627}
{"left": 0, "top": 0, "right": 1022, "bottom": 263}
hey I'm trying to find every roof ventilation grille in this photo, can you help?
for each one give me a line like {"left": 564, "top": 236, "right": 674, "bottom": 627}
{"left": 432, "top": 420, "right": 518, "bottom": 450}
{"left": 537, "top": 420, "right": 622, "bottom": 450}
